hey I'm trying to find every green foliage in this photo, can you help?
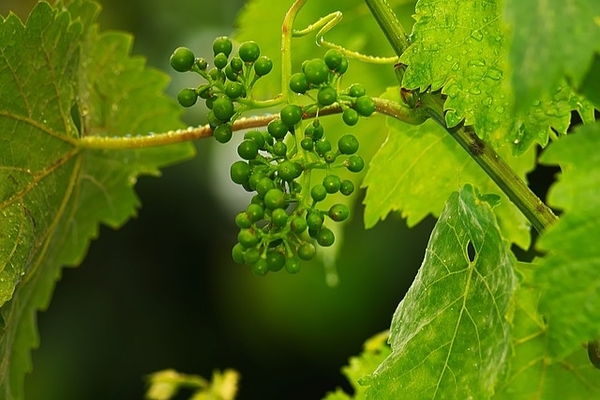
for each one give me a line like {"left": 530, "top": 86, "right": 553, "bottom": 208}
{"left": 0, "top": 1, "right": 193, "bottom": 398}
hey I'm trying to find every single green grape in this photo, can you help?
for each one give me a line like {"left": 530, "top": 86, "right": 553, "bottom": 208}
{"left": 213, "top": 36, "right": 233, "bottom": 57}
{"left": 214, "top": 52, "right": 229, "bottom": 70}
{"left": 230, "top": 57, "right": 244, "bottom": 72}
{"left": 196, "top": 58, "right": 208, "bottom": 70}
{"left": 256, "top": 177, "right": 276, "bottom": 197}
{"left": 323, "top": 175, "right": 341, "bottom": 193}
{"left": 232, "top": 243, "right": 246, "bottom": 264}
{"left": 317, "top": 227, "right": 335, "bottom": 247}
{"left": 212, "top": 97, "right": 235, "bottom": 122}
{"left": 311, "top": 121, "right": 324, "bottom": 140}
{"left": 170, "top": 47, "right": 195, "bottom": 72}
{"left": 246, "top": 203, "right": 265, "bottom": 222}
{"left": 285, "top": 257, "right": 301, "bottom": 274}
{"left": 303, "top": 58, "right": 330, "bottom": 85}
{"left": 290, "top": 217, "right": 307, "bottom": 233}
{"left": 244, "top": 248, "right": 261, "bottom": 265}
{"left": 225, "top": 65, "right": 239, "bottom": 82}
{"left": 342, "top": 108, "right": 359, "bottom": 126}
{"left": 324, "top": 49, "right": 344, "bottom": 70}
{"left": 324, "top": 151, "right": 337, "bottom": 163}
{"left": 254, "top": 56, "right": 273, "bottom": 76}
{"left": 340, "top": 179, "right": 355, "bottom": 196}
{"left": 271, "top": 208, "right": 288, "bottom": 228}
{"left": 261, "top": 131, "right": 274, "bottom": 147}
{"left": 348, "top": 83, "right": 366, "bottom": 98}
{"left": 248, "top": 172, "right": 266, "bottom": 191}
{"left": 328, "top": 204, "right": 349, "bottom": 222}
{"left": 311, "top": 184, "right": 327, "bottom": 202}
{"left": 266, "top": 251, "right": 286, "bottom": 272}
{"left": 272, "top": 141, "right": 287, "bottom": 157}
{"left": 278, "top": 161, "right": 303, "bottom": 181}
{"left": 280, "top": 104, "right": 303, "bottom": 127}
{"left": 230, "top": 160, "right": 251, "bottom": 184}
{"left": 213, "top": 123, "right": 233, "bottom": 144}
{"left": 306, "top": 211, "right": 324, "bottom": 231}
{"left": 177, "top": 88, "right": 197, "bottom": 107}
{"left": 238, "top": 228, "right": 260, "bottom": 248}
{"left": 346, "top": 155, "right": 365, "bottom": 173}
{"left": 289, "top": 73, "right": 309, "bottom": 94}
{"left": 314, "top": 139, "right": 332, "bottom": 156}
{"left": 300, "top": 137, "right": 314, "bottom": 151}
{"left": 239, "top": 41, "right": 261, "bottom": 63}
{"left": 237, "top": 139, "right": 260, "bottom": 160}
{"left": 267, "top": 119, "right": 289, "bottom": 140}
{"left": 355, "top": 95, "right": 376, "bottom": 117}
{"left": 297, "top": 242, "right": 316, "bottom": 261}
{"left": 335, "top": 57, "right": 349, "bottom": 74}
{"left": 235, "top": 212, "right": 253, "bottom": 229}
{"left": 225, "top": 81, "right": 245, "bottom": 99}
{"left": 317, "top": 86, "right": 337, "bottom": 106}
{"left": 252, "top": 259, "right": 269, "bottom": 276}
{"left": 337, "top": 134, "right": 359, "bottom": 155}
{"left": 244, "top": 130, "right": 266, "bottom": 149}
{"left": 264, "top": 189, "right": 286, "bottom": 210}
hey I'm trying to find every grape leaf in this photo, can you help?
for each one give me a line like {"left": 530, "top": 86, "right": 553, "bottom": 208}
{"left": 504, "top": 0, "right": 600, "bottom": 111}
{"left": 399, "top": 0, "right": 587, "bottom": 153}
{"left": 362, "top": 184, "right": 516, "bottom": 399}
{"left": 532, "top": 122, "right": 600, "bottom": 359}
{"left": 494, "top": 262, "right": 600, "bottom": 399}
{"left": 0, "top": 2, "right": 193, "bottom": 398}
{"left": 323, "top": 331, "right": 391, "bottom": 400}
{"left": 580, "top": 54, "right": 600, "bottom": 110}
{"left": 362, "top": 88, "right": 535, "bottom": 249}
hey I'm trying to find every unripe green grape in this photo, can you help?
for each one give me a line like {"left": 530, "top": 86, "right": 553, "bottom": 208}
{"left": 306, "top": 211, "right": 324, "bottom": 231}
{"left": 237, "top": 139, "right": 259, "bottom": 160}
{"left": 308, "top": 227, "right": 319, "bottom": 239}
{"left": 285, "top": 257, "right": 301, "bottom": 274}
{"left": 324, "top": 48, "right": 344, "bottom": 70}
{"left": 196, "top": 58, "right": 208, "bottom": 70}
{"left": 206, "top": 111, "right": 220, "bottom": 130}
{"left": 355, "top": 95, "right": 376, "bottom": 117}
{"left": 252, "top": 259, "right": 269, "bottom": 276}
{"left": 177, "top": 88, "right": 197, "bottom": 107}
{"left": 342, "top": 108, "right": 359, "bottom": 126}
{"left": 230, "top": 160, "right": 251, "bottom": 184}
{"left": 208, "top": 67, "right": 225, "bottom": 83}
{"left": 214, "top": 52, "right": 229, "bottom": 69}
{"left": 323, "top": 175, "right": 341, "bottom": 193}
{"left": 225, "top": 65, "right": 239, "bottom": 82}
{"left": 312, "top": 121, "right": 324, "bottom": 139}
{"left": 232, "top": 243, "right": 246, "bottom": 264}
{"left": 290, "top": 217, "right": 307, "bottom": 233}
{"left": 314, "top": 139, "right": 332, "bottom": 156}
{"left": 297, "top": 242, "right": 316, "bottom": 261}
{"left": 256, "top": 177, "right": 276, "bottom": 197}
{"left": 239, "top": 41, "right": 261, "bottom": 63}
{"left": 317, "top": 227, "right": 335, "bottom": 247}
{"left": 317, "top": 86, "right": 337, "bottom": 106}
{"left": 348, "top": 83, "right": 366, "bottom": 98}
{"left": 311, "top": 184, "right": 327, "bottom": 202}
{"left": 266, "top": 251, "right": 286, "bottom": 272}
{"left": 230, "top": 57, "right": 243, "bottom": 72}
{"left": 254, "top": 56, "right": 273, "bottom": 76}
{"left": 300, "top": 137, "right": 314, "bottom": 151}
{"left": 213, "top": 36, "right": 233, "bottom": 57}
{"left": 328, "top": 204, "right": 349, "bottom": 222}
{"left": 335, "top": 57, "right": 349, "bottom": 74}
{"left": 197, "top": 85, "right": 212, "bottom": 99}
{"left": 238, "top": 228, "right": 260, "bottom": 248}
{"left": 261, "top": 130, "right": 274, "bottom": 147}
{"left": 248, "top": 172, "right": 266, "bottom": 191}
{"left": 212, "top": 97, "right": 235, "bottom": 122}
{"left": 246, "top": 203, "right": 264, "bottom": 222}
{"left": 244, "top": 130, "right": 266, "bottom": 149}
{"left": 267, "top": 119, "right": 288, "bottom": 140}
{"left": 264, "top": 189, "right": 286, "bottom": 210}
{"left": 225, "top": 81, "right": 245, "bottom": 99}
{"left": 289, "top": 73, "right": 309, "bottom": 94}
{"left": 340, "top": 179, "right": 355, "bottom": 196}
{"left": 235, "top": 211, "right": 253, "bottom": 229}
{"left": 250, "top": 194, "right": 264, "bottom": 206}
{"left": 304, "top": 58, "right": 330, "bottom": 84}
{"left": 170, "top": 47, "right": 195, "bottom": 72}
{"left": 337, "top": 134, "right": 359, "bottom": 155}
{"left": 280, "top": 104, "right": 303, "bottom": 127}
{"left": 324, "top": 151, "right": 337, "bottom": 164}
{"left": 244, "top": 247, "right": 261, "bottom": 265}
{"left": 271, "top": 208, "right": 288, "bottom": 228}
{"left": 213, "top": 123, "right": 233, "bottom": 144}
{"left": 346, "top": 155, "right": 365, "bottom": 172}
{"left": 278, "top": 160, "right": 303, "bottom": 181}
{"left": 272, "top": 141, "right": 287, "bottom": 157}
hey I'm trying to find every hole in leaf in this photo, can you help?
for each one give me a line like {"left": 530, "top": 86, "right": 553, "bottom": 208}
{"left": 466, "top": 241, "right": 476, "bottom": 263}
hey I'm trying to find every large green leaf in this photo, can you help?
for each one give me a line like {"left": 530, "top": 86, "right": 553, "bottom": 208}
{"left": 362, "top": 184, "right": 516, "bottom": 399}
{"left": 504, "top": 0, "right": 600, "bottom": 110}
{"left": 494, "top": 263, "right": 600, "bottom": 399}
{"left": 533, "top": 122, "right": 600, "bottom": 359}
{"left": 0, "top": 2, "right": 193, "bottom": 398}
{"left": 362, "top": 88, "right": 535, "bottom": 249}
{"left": 399, "top": 0, "right": 588, "bottom": 153}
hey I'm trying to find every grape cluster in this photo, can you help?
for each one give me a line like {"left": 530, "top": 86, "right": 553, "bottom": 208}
{"left": 171, "top": 40, "right": 375, "bottom": 276}
{"left": 169, "top": 37, "right": 274, "bottom": 143}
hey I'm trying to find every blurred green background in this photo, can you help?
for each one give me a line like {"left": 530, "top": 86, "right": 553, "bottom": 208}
{"left": 0, "top": 1, "right": 434, "bottom": 399}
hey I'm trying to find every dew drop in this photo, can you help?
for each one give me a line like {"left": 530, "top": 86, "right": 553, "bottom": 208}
{"left": 469, "top": 87, "right": 482, "bottom": 95}
{"left": 468, "top": 59, "right": 486, "bottom": 68}
{"left": 471, "top": 30, "right": 484, "bottom": 41}
{"left": 485, "top": 67, "right": 503, "bottom": 81}
{"left": 445, "top": 54, "right": 453, "bottom": 62}
{"left": 430, "top": 43, "right": 440, "bottom": 51}
{"left": 445, "top": 111, "right": 462, "bottom": 127}
{"left": 451, "top": 62, "right": 460, "bottom": 71}
{"left": 496, "top": 105, "right": 505, "bottom": 113}
{"left": 532, "top": 99, "right": 541, "bottom": 106}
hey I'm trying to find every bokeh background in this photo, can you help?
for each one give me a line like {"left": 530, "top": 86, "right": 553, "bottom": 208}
{"left": 0, "top": 1, "right": 558, "bottom": 399}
